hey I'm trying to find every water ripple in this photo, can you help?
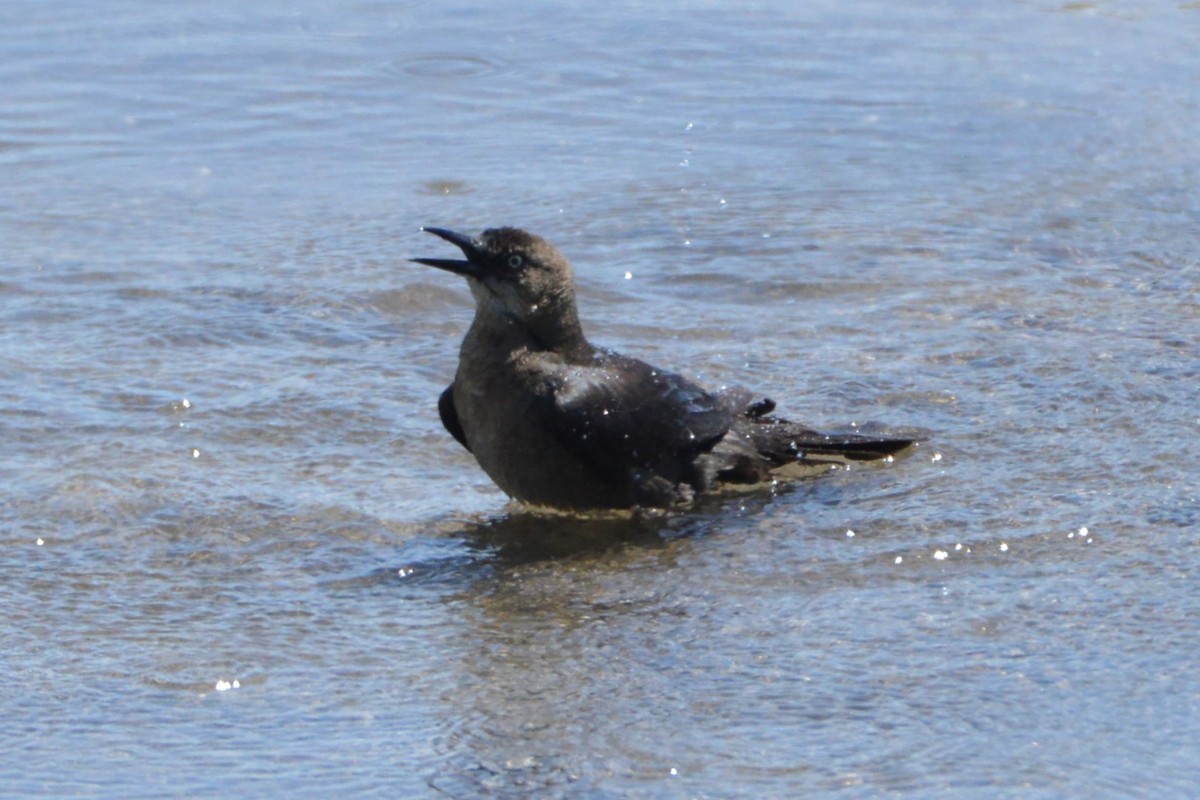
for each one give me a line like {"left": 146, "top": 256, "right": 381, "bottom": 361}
{"left": 381, "top": 53, "right": 507, "bottom": 80}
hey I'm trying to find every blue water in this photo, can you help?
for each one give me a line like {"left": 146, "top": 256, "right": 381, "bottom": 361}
{"left": 3, "top": 1, "right": 1199, "bottom": 797}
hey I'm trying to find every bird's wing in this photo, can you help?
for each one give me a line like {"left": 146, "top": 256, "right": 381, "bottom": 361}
{"left": 539, "top": 352, "right": 734, "bottom": 484}
{"left": 438, "top": 383, "right": 471, "bottom": 452}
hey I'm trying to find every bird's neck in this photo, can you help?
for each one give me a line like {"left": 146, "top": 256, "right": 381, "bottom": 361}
{"left": 468, "top": 299, "right": 593, "bottom": 361}
{"left": 534, "top": 300, "right": 591, "bottom": 358}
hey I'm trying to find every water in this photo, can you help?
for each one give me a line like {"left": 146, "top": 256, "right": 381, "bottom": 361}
{"left": 3, "top": 0, "right": 1199, "bottom": 796}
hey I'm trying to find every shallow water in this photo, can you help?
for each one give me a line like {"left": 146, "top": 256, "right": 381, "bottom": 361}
{"left": 3, "top": 0, "right": 1199, "bottom": 796}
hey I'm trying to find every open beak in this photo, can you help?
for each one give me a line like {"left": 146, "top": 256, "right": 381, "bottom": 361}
{"left": 411, "top": 227, "right": 485, "bottom": 278}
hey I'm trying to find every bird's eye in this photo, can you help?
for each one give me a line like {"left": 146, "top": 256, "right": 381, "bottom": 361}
{"left": 507, "top": 254, "right": 524, "bottom": 269}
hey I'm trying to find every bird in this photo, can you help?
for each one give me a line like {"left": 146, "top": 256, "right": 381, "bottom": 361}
{"left": 411, "top": 226, "right": 917, "bottom": 511}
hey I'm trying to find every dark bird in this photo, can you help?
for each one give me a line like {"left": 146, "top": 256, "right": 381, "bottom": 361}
{"left": 412, "top": 226, "right": 917, "bottom": 511}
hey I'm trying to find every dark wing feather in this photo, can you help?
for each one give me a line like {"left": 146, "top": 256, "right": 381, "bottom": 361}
{"left": 540, "top": 352, "right": 734, "bottom": 485}
{"left": 438, "top": 384, "right": 471, "bottom": 452}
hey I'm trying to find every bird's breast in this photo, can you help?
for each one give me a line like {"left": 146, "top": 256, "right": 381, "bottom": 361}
{"left": 452, "top": 340, "right": 630, "bottom": 509}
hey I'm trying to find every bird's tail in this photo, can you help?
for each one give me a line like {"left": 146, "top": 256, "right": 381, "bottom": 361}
{"left": 740, "top": 397, "right": 917, "bottom": 465}
{"left": 764, "top": 428, "right": 916, "bottom": 462}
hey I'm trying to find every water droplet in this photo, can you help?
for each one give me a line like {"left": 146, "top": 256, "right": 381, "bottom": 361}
{"left": 420, "top": 179, "right": 469, "bottom": 196}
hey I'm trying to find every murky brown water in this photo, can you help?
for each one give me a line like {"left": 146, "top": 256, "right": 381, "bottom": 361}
{"left": 3, "top": 0, "right": 1198, "bottom": 796}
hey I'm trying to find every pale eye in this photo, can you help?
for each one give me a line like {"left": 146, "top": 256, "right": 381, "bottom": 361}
{"left": 507, "top": 254, "right": 524, "bottom": 269}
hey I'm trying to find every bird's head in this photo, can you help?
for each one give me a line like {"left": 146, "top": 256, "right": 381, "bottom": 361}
{"left": 413, "top": 226, "right": 584, "bottom": 347}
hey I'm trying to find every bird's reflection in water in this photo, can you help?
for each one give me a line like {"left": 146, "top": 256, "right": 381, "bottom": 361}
{"left": 460, "top": 508, "right": 672, "bottom": 562}
{"left": 340, "top": 489, "right": 782, "bottom": 595}
{"left": 350, "top": 467, "right": 915, "bottom": 595}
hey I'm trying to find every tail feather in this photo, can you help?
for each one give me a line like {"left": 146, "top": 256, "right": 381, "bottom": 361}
{"left": 775, "top": 430, "right": 916, "bottom": 462}
{"left": 708, "top": 395, "right": 920, "bottom": 487}
{"left": 739, "top": 398, "right": 917, "bottom": 465}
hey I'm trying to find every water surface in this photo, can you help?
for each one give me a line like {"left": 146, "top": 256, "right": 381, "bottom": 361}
{"left": 2, "top": 1, "right": 1199, "bottom": 796}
